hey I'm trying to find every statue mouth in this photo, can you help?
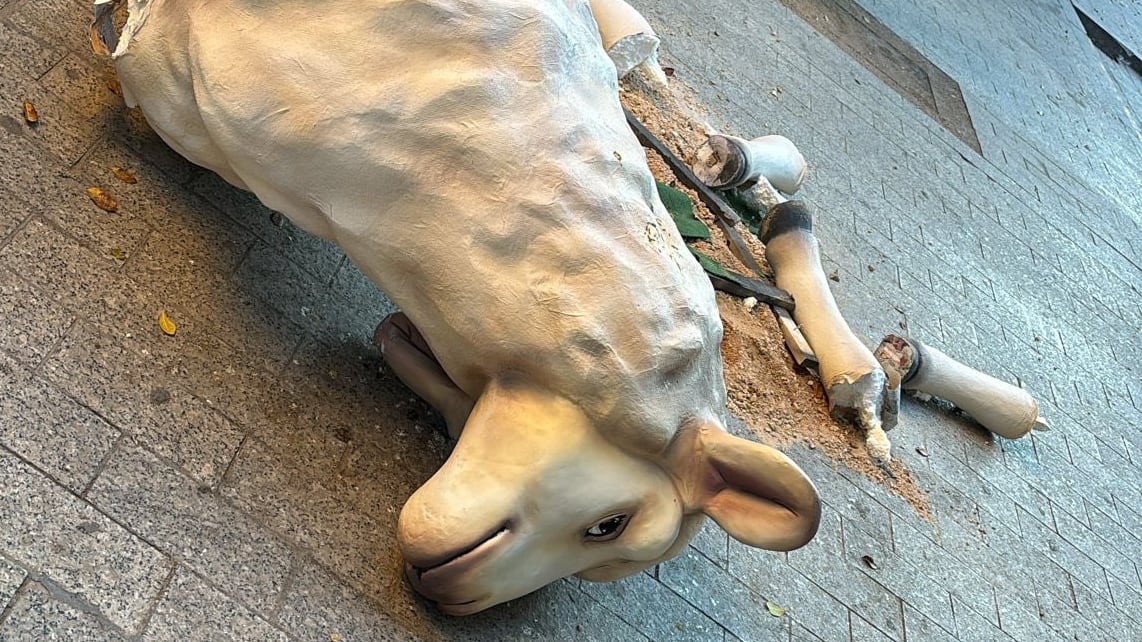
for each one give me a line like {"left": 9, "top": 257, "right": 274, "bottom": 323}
{"left": 404, "top": 523, "right": 511, "bottom": 611}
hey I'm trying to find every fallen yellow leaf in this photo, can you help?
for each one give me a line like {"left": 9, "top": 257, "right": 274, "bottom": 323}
{"left": 86, "top": 187, "right": 118, "bottom": 212}
{"left": 111, "top": 166, "right": 137, "bottom": 184}
{"left": 23, "top": 99, "right": 38, "bottom": 124}
{"left": 765, "top": 600, "right": 785, "bottom": 617}
{"left": 157, "top": 310, "right": 177, "bottom": 336}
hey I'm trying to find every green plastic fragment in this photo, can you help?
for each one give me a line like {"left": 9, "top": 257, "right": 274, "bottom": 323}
{"left": 656, "top": 181, "right": 710, "bottom": 240}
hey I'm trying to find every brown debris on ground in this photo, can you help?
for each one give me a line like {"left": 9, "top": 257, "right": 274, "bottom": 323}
{"left": 621, "top": 71, "right": 930, "bottom": 517}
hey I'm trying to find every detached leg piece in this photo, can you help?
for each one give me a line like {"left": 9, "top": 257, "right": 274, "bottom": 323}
{"left": 759, "top": 192, "right": 894, "bottom": 463}
{"left": 875, "top": 334, "right": 1048, "bottom": 439}
{"left": 693, "top": 134, "right": 807, "bottom": 195}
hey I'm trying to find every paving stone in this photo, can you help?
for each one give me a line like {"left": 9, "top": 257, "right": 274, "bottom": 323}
{"left": 889, "top": 518, "right": 998, "bottom": 628}
{"left": 42, "top": 321, "right": 245, "bottom": 486}
{"left": 902, "top": 604, "right": 958, "bottom": 642}
{"left": 86, "top": 444, "right": 292, "bottom": 615}
{"left": 0, "top": 217, "right": 123, "bottom": 319}
{"left": 0, "top": 449, "right": 171, "bottom": 633}
{"left": 949, "top": 597, "right": 1014, "bottom": 642}
{"left": 0, "top": 23, "right": 65, "bottom": 100}
{"left": 0, "top": 351, "right": 119, "bottom": 492}
{"left": 839, "top": 516, "right": 956, "bottom": 636}
{"left": 218, "top": 434, "right": 395, "bottom": 597}
{"left": 142, "top": 567, "right": 288, "bottom": 642}
{"left": 277, "top": 560, "right": 413, "bottom": 642}
{"left": 659, "top": 547, "right": 790, "bottom": 642}
{"left": 790, "top": 622, "right": 826, "bottom": 641}
{"left": 1014, "top": 505, "right": 1112, "bottom": 600}
{"left": 728, "top": 539, "right": 852, "bottom": 642}
{"left": 579, "top": 569, "right": 724, "bottom": 642}
{"left": 0, "top": 581, "right": 127, "bottom": 642}
{"left": 851, "top": 611, "right": 896, "bottom": 642}
{"left": 0, "top": 557, "right": 28, "bottom": 610}
{"left": 0, "top": 268, "right": 75, "bottom": 367}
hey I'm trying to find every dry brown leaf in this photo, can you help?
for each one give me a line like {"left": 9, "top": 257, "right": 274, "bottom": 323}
{"left": 22, "top": 99, "right": 38, "bottom": 124}
{"left": 86, "top": 187, "right": 118, "bottom": 212}
{"left": 111, "top": 166, "right": 138, "bottom": 184}
{"left": 157, "top": 310, "right": 177, "bottom": 336}
{"left": 107, "top": 78, "right": 122, "bottom": 96}
{"left": 861, "top": 555, "right": 879, "bottom": 570}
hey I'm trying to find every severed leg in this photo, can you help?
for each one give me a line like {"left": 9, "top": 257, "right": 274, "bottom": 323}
{"left": 374, "top": 313, "right": 474, "bottom": 440}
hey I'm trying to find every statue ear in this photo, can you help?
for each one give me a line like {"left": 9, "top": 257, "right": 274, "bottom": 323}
{"left": 670, "top": 425, "right": 821, "bottom": 551}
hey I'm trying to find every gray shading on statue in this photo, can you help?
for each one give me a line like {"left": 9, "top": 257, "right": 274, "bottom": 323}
{"left": 91, "top": 0, "right": 820, "bottom": 615}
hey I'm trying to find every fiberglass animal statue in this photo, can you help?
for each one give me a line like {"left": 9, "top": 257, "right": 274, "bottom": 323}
{"left": 94, "top": 0, "right": 821, "bottom": 615}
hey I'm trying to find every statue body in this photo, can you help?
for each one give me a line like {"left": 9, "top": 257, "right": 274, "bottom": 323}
{"left": 105, "top": 0, "right": 819, "bottom": 614}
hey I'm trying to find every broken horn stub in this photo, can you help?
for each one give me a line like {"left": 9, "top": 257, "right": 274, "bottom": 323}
{"left": 874, "top": 334, "right": 1044, "bottom": 439}
{"left": 693, "top": 134, "right": 807, "bottom": 194}
{"left": 589, "top": 0, "right": 668, "bottom": 82}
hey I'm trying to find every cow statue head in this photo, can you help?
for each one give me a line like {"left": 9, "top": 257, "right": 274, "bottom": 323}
{"left": 395, "top": 375, "right": 820, "bottom": 615}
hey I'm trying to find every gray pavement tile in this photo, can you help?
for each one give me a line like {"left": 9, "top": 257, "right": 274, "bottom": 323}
{"left": 994, "top": 594, "right": 1067, "bottom": 642}
{"left": 889, "top": 518, "right": 999, "bottom": 628}
{"left": 949, "top": 597, "right": 1014, "bottom": 642}
{"left": 790, "top": 622, "right": 826, "bottom": 642}
{"left": 0, "top": 351, "right": 119, "bottom": 492}
{"left": 277, "top": 560, "right": 415, "bottom": 642}
{"left": 0, "top": 268, "right": 75, "bottom": 367}
{"left": 0, "top": 556, "right": 27, "bottom": 610}
{"left": 218, "top": 434, "right": 394, "bottom": 596}
{"left": 839, "top": 516, "right": 957, "bottom": 636}
{"left": 142, "top": 567, "right": 288, "bottom": 642}
{"left": 0, "top": 217, "right": 122, "bottom": 318}
{"left": 3, "top": 0, "right": 92, "bottom": 55}
{"left": 1033, "top": 582, "right": 1116, "bottom": 642}
{"left": 850, "top": 611, "right": 895, "bottom": 642}
{"left": 86, "top": 443, "right": 292, "bottom": 615}
{"left": 1071, "top": 577, "right": 1142, "bottom": 641}
{"left": 408, "top": 578, "right": 653, "bottom": 641}
{"left": 1053, "top": 504, "right": 1140, "bottom": 594}
{"left": 902, "top": 605, "right": 958, "bottom": 642}
{"left": 659, "top": 546, "right": 790, "bottom": 642}
{"left": 728, "top": 539, "right": 852, "bottom": 642}
{"left": 233, "top": 241, "right": 330, "bottom": 328}
{"left": 0, "top": 449, "right": 171, "bottom": 633}
{"left": 0, "top": 23, "right": 65, "bottom": 100}
{"left": 0, "top": 581, "right": 127, "bottom": 642}
{"left": 687, "top": 519, "right": 729, "bottom": 569}
{"left": 1015, "top": 505, "right": 1111, "bottom": 601}
{"left": 781, "top": 534, "right": 903, "bottom": 641}
{"left": 42, "top": 321, "right": 245, "bottom": 486}
{"left": 579, "top": 569, "right": 724, "bottom": 642}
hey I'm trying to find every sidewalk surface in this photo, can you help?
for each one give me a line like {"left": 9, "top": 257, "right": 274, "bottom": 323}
{"left": 1, "top": 0, "right": 1139, "bottom": 640}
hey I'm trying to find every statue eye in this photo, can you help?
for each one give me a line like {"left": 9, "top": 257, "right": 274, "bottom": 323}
{"left": 584, "top": 514, "right": 629, "bottom": 541}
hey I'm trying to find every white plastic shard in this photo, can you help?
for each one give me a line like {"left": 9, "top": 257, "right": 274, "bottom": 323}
{"left": 693, "top": 133, "right": 808, "bottom": 194}
{"left": 588, "top": 0, "right": 669, "bottom": 84}
{"left": 757, "top": 181, "right": 894, "bottom": 463}
{"left": 875, "top": 334, "right": 1047, "bottom": 439}
{"left": 94, "top": 0, "right": 821, "bottom": 616}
